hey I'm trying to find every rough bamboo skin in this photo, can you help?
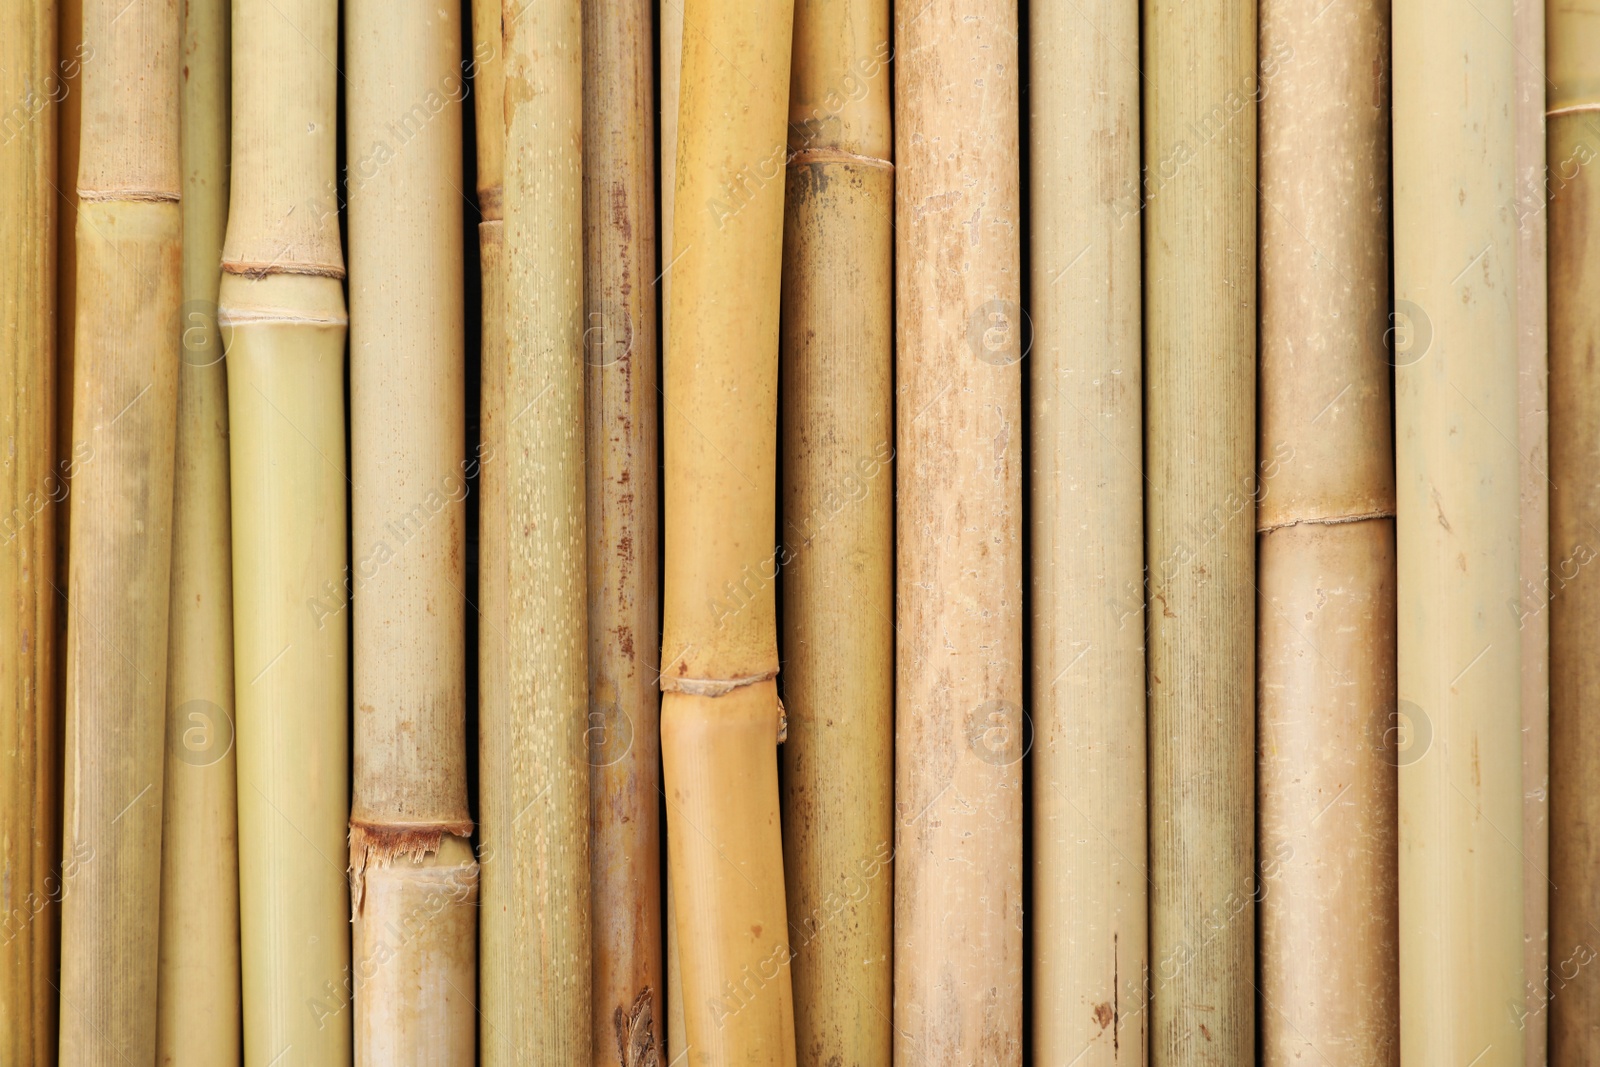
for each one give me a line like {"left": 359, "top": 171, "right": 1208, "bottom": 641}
{"left": 56, "top": 0, "right": 182, "bottom": 1060}
{"left": 582, "top": 0, "right": 664, "bottom": 1061}
{"left": 1394, "top": 0, "right": 1525, "bottom": 1056}
{"left": 1028, "top": 0, "right": 1145, "bottom": 1060}
{"left": 1548, "top": 14, "right": 1600, "bottom": 1062}
{"left": 1255, "top": 0, "right": 1398, "bottom": 1061}
{"left": 893, "top": 1, "right": 1023, "bottom": 1062}
{"left": 155, "top": 0, "right": 239, "bottom": 1059}
{"left": 0, "top": 2, "right": 58, "bottom": 1062}
{"left": 1142, "top": 0, "right": 1256, "bottom": 1056}
{"left": 660, "top": 0, "right": 797, "bottom": 1063}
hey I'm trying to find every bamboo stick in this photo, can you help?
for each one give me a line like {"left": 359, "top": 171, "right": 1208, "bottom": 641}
{"left": 56, "top": 0, "right": 182, "bottom": 1061}
{"left": 1255, "top": 0, "right": 1397, "bottom": 1062}
{"left": 893, "top": 0, "right": 1023, "bottom": 1062}
{"left": 1394, "top": 0, "right": 1524, "bottom": 1055}
{"left": 345, "top": 3, "right": 477, "bottom": 1060}
{"left": 778, "top": 1, "right": 893, "bottom": 1063}
{"left": 1142, "top": 0, "right": 1256, "bottom": 1055}
{"left": 155, "top": 0, "right": 237, "bottom": 1059}
{"left": 1027, "top": 0, "right": 1145, "bottom": 1060}
{"left": 582, "top": 0, "right": 664, "bottom": 1061}
{"left": 0, "top": 2, "right": 58, "bottom": 1062}
{"left": 660, "top": 0, "right": 796, "bottom": 1062}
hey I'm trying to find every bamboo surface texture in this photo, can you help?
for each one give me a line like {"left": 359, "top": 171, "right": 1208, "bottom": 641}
{"left": 1142, "top": 0, "right": 1256, "bottom": 1056}
{"left": 346, "top": 3, "right": 477, "bottom": 1061}
{"left": 893, "top": 0, "right": 1024, "bottom": 1062}
{"left": 1256, "top": 0, "right": 1397, "bottom": 1062}
{"left": 156, "top": 0, "right": 238, "bottom": 1058}
{"left": 582, "top": 0, "right": 664, "bottom": 1061}
{"left": 1548, "top": 12, "right": 1600, "bottom": 1062}
{"left": 0, "top": 2, "right": 58, "bottom": 1063}
{"left": 660, "top": 0, "right": 797, "bottom": 1062}
{"left": 55, "top": 0, "right": 80, "bottom": 707}
{"left": 1394, "top": 0, "right": 1525, "bottom": 1057}
{"left": 57, "top": 0, "right": 182, "bottom": 1060}
{"left": 1027, "top": 0, "right": 1146, "bottom": 1061}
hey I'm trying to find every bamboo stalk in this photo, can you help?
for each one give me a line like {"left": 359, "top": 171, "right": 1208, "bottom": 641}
{"left": 660, "top": 0, "right": 796, "bottom": 1062}
{"left": 892, "top": 0, "right": 1023, "bottom": 1061}
{"left": 0, "top": 2, "right": 58, "bottom": 1063}
{"left": 155, "top": 0, "right": 237, "bottom": 1059}
{"left": 1394, "top": 0, "right": 1525, "bottom": 1056}
{"left": 1027, "top": 0, "right": 1145, "bottom": 1059}
{"left": 1142, "top": 0, "right": 1256, "bottom": 1055}
{"left": 1256, "top": 0, "right": 1396, "bottom": 1057}
{"left": 582, "top": 0, "right": 664, "bottom": 1061}
{"left": 346, "top": 3, "right": 477, "bottom": 1060}
{"left": 778, "top": 1, "right": 893, "bottom": 1063}
{"left": 56, "top": 0, "right": 182, "bottom": 1061}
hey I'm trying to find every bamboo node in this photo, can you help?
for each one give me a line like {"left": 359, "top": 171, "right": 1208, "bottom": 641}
{"left": 77, "top": 187, "right": 179, "bottom": 203}
{"left": 786, "top": 147, "right": 893, "bottom": 170}
{"left": 660, "top": 669, "right": 778, "bottom": 698}
{"left": 1257, "top": 508, "right": 1395, "bottom": 535}
{"left": 346, "top": 819, "right": 475, "bottom": 913}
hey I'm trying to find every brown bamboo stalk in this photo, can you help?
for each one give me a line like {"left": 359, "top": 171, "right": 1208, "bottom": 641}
{"left": 778, "top": 1, "right": 893, "bottom": 1063}
{"left": 892, "top": 0, "right": 1023, "bottom": 1061}
{"left": 1027, "top": 0, "right": 1146, "bottom": 1059}
{"left": 346, "top": 3, "right": 478, "bottom": 1060}
{"left": 56, "top": 0, "right": 182, "bottom": 1061}
{"left": 1256, "top": 0, "right": 1396, "bottom": 1056}
{"left": 582, "top": 0, "right": 664, "bottom": 1061}
{"left": 1394, "top": 0, "right": 1524, "bottom": 1056}
{"left": 1142, "top": 0, "right": 1256, "bottom": 1055}
{"left": 0, "top": 2, "right": 58, "bottom": 1062}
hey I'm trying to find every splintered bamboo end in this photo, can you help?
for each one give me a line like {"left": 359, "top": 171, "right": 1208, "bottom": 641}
{"left": 347, "top": 820, "right": 475, "bottom": 915}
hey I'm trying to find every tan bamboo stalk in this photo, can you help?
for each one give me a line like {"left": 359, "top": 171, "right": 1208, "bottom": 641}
{"left": 582, "top": 0, "right": 664, "bottom": 1061}
{"left": 1256, "top": 0, "right": 1397, "bottom": 1058}
{"left": 778, "top": 1, "right": 893, "bottom": 1062}
{"left": 1142, "top": 0, "right": 1255, "bottom": 1056}
{"left": 155, "top": 0, "right": 237, "bottom": 1059}
{"left": 1547, "top": 14, "right": 1600, "bottom": 1062}
{"left": 893, "top": 0, "right": 1023, "bottom": 1061}
{"left": 1394, "top": 0, "right": 1525, "bottom": 1056}
{"left": 1027, "top": 0, "right": 1145, "bottom": 1060}
{"left": 660, "top": 0, "right": 796, "bottom": 1062}
{"left": 55, "top": 0, "right": 79, "bottom": 648}
{"left": 56, "top": 0, "right": 181, "bottom": 1061}
{"left": 0, "top": 2, "right": 58, "bottom": 1062}
{"left": 346, "top": 3, "right": 477, "bottom": 1060}
{"left": 219, "top": 1, "right": 350, "bottom": 1062}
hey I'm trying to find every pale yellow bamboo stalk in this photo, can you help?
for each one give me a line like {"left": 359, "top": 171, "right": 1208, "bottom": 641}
{"left": 155, "top": 0, "right": 237, "bottom": 1059}
{"left": 1395, "top": 0, "right": 1525, "bottom": 1056}
{"left": 1142, "top": 0, "right": 1256, "bottom": 1055}
{"left": 346, "top": 3, "right": 477, "bottom": 1060}
{"left": 1028, "top": 0, "right": 1145, "bottom": 1060}
{"left": 583, "top": 0, "right": 663, "bottom": 1061}
{"left": 0, "top": 3, "right": 58, "bottom": 1063}
{"left": 778, "top": 2, "right": 893, "bottom": 1063}
{"left": 57, "top": 0, "right": 182, "bottom": 1061}
{"left": 893, "top": 0, "right": 1023, "bottom": 1062}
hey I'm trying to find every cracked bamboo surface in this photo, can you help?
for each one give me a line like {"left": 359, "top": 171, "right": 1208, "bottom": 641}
{"left": 0, "top": 3, "right": 58, "bottom": 1063}
{"left": 57, "top": 0, "right": 183, "bottom": 1060}
{"left": 1256, "top": 0, "right": 1397, "bottom": 1061}
{"left": 1028, "top": 0, "right": 1145, "bottom": 1060}
{"left": 892, "top": 1, "right": 1024, "bottom": 1062}
{"left": 1394, "top": 0, "right": 1524, "bottom": 1056}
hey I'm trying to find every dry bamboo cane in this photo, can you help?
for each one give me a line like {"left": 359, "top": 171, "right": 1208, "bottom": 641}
{"left": 55, "top": 0, "right": 80, "bottom": 661}
{"left": 1142, "top": 0, "right": 1256, "bottom": 1055}
{"left": 660, "top": 0, "right": 796, "bottom": 1063}
{"left": 218, "top": 0, "right": 350, "bottom": 1061}
{"left": 892, "top": 0, "right": 1023, "bottom": 1062}
{"left": 1255, "top": 0, "right": 1397, "bottom": 1059}
{"left": 155, "top": 0, "right": 238, "bottom": 1058}
{"left": 345, "top": 3, "right": 478, "bottom": 1060}
{"left": 1394, "top": 0, "right": 1525, "bottom": 1055}
{"left": 778, "top": 1, "right": 893, "bottom": 1063}
{"left": 1028, "top": 0, "right": 1146, "bottom": 1060}
{"left": 0, "top": 2, "right": 58, "bottom": 1063}
{"left": 1547, "top": 14, "right": 1600, "bottom": 1062}
{"left": 582, "top": 0, "right": 664, "bottom": 1060}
